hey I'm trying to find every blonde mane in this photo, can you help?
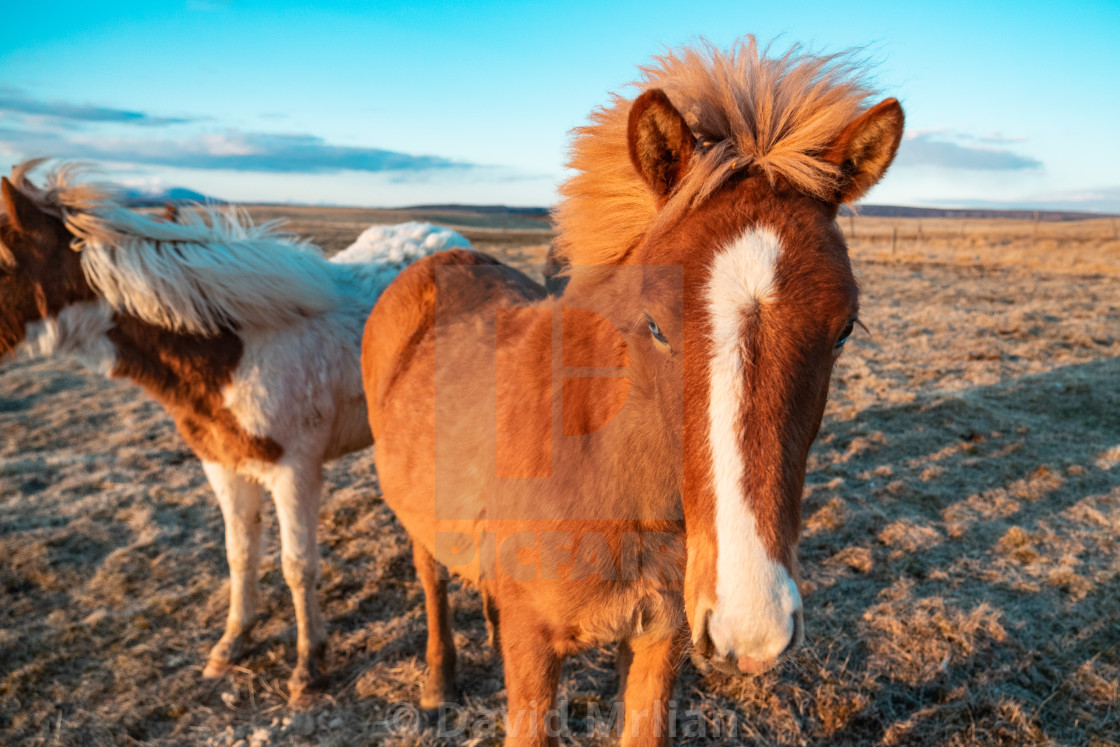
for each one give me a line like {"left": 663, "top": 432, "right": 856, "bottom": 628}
{"left": 553, "top": 37, "right": 878, "bottom": 266}
{"left": 8, "top": 160, "right": 343, "bottom": 335}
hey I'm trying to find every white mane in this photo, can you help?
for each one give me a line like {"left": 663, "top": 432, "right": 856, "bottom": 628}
{"left": 10, "top": 162, "right": 472, "bottom": 336}
{"left": 71, "top": 205, "right": 343, "bottom": 335}
{"left": 9, "top": 161, "right": 345, "bottom": 335}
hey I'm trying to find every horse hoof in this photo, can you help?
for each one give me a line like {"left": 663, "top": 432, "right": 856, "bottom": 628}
{"left": 202, "top": 658, "right": 233, "bottom": 679}
{"left": 287, "top": 666, "right": 324, "bottom": 708}
{"left": 420, "top": 708, "right": 440, "bottom": 730}
{"left": 419, "top": 684, "right": 461, "bottom": 712}
{"left": 287, "top": 688, "right": 318, "bottom": 710}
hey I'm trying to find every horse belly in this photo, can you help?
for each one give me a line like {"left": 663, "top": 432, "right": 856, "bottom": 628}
{"left": 372, "top": 330, "right": 497, "bottom": 583}
{"left": 363, "top": 249, "right": 550, "bottom": 582}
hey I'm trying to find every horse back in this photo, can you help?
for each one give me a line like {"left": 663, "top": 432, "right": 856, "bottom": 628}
{"left": 360, "top": 248, "right": 545, "bottom": 438}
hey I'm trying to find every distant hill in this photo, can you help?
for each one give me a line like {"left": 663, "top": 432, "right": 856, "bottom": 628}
{"left": 133, "top": 194, "right": 1116, "bottom": 224}
{"left": 387, "top": 204, "right": 551, "bottom": 230}
{"left": 410, "top": 203, "right": 1115, "bottom": 223}
{"left": 122, "top": 186, "right": 222, "bottom": 207}
{"left": 839, "top": 204, "right": 1116, "bottom": 222}
{"left": 404, "top": 204, "right": 550, "bottom": 218}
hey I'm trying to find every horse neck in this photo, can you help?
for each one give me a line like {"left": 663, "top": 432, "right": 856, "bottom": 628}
{"left": 552, "top": 271, "right": 683, "bottom": 527}
{"left": 597, "top": 391, "right": 682, "bottom": 525}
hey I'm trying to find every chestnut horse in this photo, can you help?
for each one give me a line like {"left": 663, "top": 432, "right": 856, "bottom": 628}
{"left": 363, "top": 40, "right": 903, "bottom": 744}
{"left": 0, "top": 163, "right": 468, "bottom": 702}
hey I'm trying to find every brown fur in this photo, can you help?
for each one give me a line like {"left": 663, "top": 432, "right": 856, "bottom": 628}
{"left": 8, "top": 159, "right": 107, "bottom": 227}
{"left": 627, "top": 89, "right": 696, "bottom": 202}
{"left": 0, "top": 176, "right": 280, "bottom": 468}
{"left": 107, "top": 316, "right": 282, "bottom": 465}
{"left": 496, "top": 306, "right": 553, "bottom": 478}
{"left": 363, "top": 39, "right": 903, "bottom": 744}
{"left": 656, "top": 179, "right": 858, "bottom": 570}
{"left": 822, "top": 97, "right": 906, "bottom": 203}
{"left": 362, "top": 249, "right": 545, "bottom": 437}
{"left": 0, "top": 178, "right": 96, "bottom": 352}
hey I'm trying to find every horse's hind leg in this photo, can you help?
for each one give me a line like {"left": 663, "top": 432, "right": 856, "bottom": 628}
{"left": 413, "top": 541, "right": 458, "bottom": 712}
{"left": 201, "top": 462, "right": 264, "bottom": 679}
{"left": 614, "top": 638, "right": 634, "bottom": 708}
{"left": 264, "top": 460, "right": 327, "bottom": 705}
{"left": 481, "top": 582, "right": 501, "bottom": 652}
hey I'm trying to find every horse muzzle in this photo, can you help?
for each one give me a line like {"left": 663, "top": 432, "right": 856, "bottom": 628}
{"left": 691, "top": 604, "right": 804, "bottom": 675}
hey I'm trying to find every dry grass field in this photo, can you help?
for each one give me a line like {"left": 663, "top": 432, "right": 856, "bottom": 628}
{"left": 2, "top": 210, "right": 1119, "bottom": 746}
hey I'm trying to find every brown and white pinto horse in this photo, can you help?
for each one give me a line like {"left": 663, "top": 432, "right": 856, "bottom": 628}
{"left": 0, "top": 163, "right": 467, "bottom": 703}
{"left": 362, "top": 39, "right": 903, "bottom": 745}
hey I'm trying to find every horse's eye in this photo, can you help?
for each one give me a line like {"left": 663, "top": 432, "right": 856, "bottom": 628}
{"left": 835, "top": 319, "right": 856, "bottom": 350}
{"left": 646, "top": 315, "right": 668, "bottom": 344}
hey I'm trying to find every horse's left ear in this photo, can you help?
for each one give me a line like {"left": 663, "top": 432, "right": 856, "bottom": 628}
{"left": 823, "top": 98, "right": 905, "bottom": 204}
{"left": 628, "top": 89, "right": 696, "bottom": 200}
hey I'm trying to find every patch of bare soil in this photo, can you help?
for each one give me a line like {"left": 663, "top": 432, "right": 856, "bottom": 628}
{"left": 1, "top": 214, "right": 1118, "bottom": 745}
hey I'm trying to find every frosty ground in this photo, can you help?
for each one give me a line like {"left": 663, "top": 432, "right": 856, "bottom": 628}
{"left": 2, "top": 211, "right": 1118, "bottom": 745}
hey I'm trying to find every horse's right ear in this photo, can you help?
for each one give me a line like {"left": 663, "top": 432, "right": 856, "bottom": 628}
{"left": 1, "top": 177, "right": 50, "bottom": 235}
{"left": 628, "top": 89, "right": 696, "bottom": 200}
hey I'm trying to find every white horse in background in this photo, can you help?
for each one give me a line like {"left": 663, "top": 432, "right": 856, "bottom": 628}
{"left": 0, "top": 160, "right": 469, "bottom": 702}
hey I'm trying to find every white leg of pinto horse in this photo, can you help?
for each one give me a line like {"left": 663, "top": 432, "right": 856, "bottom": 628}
{"left": 201, "top": 461, "right": 265, "bottom": 679}
{"left": 260, "top": 457, "right": 328, "bottom": 704}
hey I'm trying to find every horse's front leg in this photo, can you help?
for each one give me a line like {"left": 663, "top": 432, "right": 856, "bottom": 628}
{"left": 263, "top": 460, "right": 327, "bottom": 705}
{"left": 618, "top": 632, "right": 683, "bottom": 747}
{"left": 500, "top": 602, "right": 563, "bottom": 746}
{"left": 201, "top": 461, "right": 264, "bottom": 678}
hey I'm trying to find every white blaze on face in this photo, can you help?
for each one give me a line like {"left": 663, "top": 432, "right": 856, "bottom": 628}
{"left": 703, "top": 226, "right": 802, "bottom": 664}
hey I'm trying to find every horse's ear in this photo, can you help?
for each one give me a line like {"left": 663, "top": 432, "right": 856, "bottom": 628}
{"left": 1, "top": 177, "right": 51, "bottom": 235}
{"left": 823, "top": 98, "right": 904, "bottom": 204}
{"left": 628, "top": 89, "right": 696, "bottom": 199}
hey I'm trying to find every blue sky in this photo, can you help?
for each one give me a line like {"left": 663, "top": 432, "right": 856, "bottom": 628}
{"left": 2, "top": 1, "right": 1118, "bottom": 211}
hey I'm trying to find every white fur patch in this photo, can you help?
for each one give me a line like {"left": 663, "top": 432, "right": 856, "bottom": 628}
{"left": 329, "top": 222, "right": 471, "bottom": 304}
{"left": 219, "top": 223, "right": 468, "bottom": 463}
{"left": 704, "top": 226, "right": 801, "bottom": 663}
{"left": 13, "top": 301, "right": 116, "bottom": 374}
{"left": 333, "top": 221, "right": 470, "bottom": 266}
